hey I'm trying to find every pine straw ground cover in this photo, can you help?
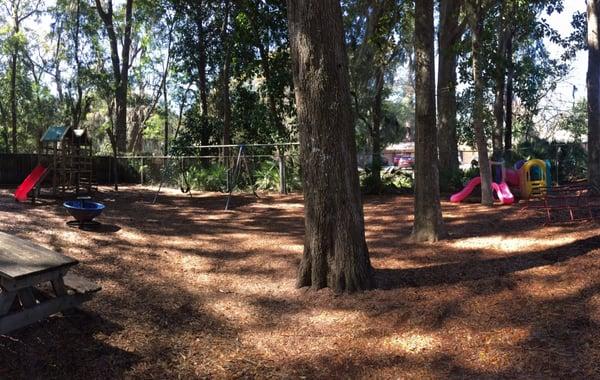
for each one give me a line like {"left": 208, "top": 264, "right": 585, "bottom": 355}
{"left": 1, "top": 186, "right": 600, "bottom": 378}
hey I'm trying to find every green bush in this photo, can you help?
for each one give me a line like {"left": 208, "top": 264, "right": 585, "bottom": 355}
{"left": 359, "top": 168, "right": 413, "bottom": 194}
{"left": 186, "top": 163, "right": 228, "bottom": 192}
{"left": 254, "top": 161, "right": 280, "bottom": 191}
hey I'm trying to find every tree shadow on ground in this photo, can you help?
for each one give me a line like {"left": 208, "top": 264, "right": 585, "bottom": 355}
{"left": 375, "top": 235, "right": 600, "bottom": 289}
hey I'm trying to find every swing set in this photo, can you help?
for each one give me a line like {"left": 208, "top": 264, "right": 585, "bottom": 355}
{"left": 149, "top": 143, "right": 298, "bottom": 209}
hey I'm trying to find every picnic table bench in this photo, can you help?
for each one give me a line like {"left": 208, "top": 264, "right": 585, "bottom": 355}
{"left": 0, "top": 231, "right": 100, "bottom": 334}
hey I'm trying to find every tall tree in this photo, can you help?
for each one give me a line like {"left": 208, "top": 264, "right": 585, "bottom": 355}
{"left": 467, "top": 1, "right": 494, "bottom": 206}
{"left": 347, "top": 0, "right": 411, "bottom": 193}
{"left": 413, "top": 0, "right": 445, "bottom": 241}
{"left": 6, "top": 0, "right": 40, "bottom": 153}
{"left": 437, "top": 0, "right": 464, "bottom": 178}
{"left": 492, "top": 1, "right": 509, "bottom": 158}
{"left": 588, "top": 0, "right": 600, "bottom": 193}
{"left": 287, "top": 0, "right": 374, "bottom": 292}
{"left": 95, "top": 0, "right": 134, "bottom": 153}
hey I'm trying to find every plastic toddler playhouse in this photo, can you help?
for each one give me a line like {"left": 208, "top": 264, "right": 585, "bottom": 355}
{"left": 451, "top": 158, "right": 552, "bottom": 204}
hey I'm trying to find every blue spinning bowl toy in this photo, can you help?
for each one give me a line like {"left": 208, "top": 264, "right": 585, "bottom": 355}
{"left": 63, "top": 200, "right": 105, "bottom": 223}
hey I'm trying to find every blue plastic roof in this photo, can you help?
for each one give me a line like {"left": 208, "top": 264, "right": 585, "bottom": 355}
{"left": 41, "top": 126, "right": 69, "bottom": 142}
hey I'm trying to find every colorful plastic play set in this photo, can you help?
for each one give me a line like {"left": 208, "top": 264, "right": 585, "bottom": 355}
{"left": 450, "top": 159, "right": 553, "bottom": 205}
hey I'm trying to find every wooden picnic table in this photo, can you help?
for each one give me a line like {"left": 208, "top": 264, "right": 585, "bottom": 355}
{"left": 0, "top": 231, "right": 100, "bottom": 334}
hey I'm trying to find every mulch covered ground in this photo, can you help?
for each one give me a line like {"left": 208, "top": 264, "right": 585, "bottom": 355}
{"left": 1, "top": 186, "right": 600, "bottom": 378}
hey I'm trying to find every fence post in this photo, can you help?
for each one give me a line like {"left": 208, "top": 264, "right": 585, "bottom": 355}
{"left": 279, "top": 149, "right": 287, "bottom": 195}
{"left": 140, "top": 157, "right": 144, "bottom": 185}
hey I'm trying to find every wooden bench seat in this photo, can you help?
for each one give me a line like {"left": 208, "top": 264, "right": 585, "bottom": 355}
{"left": 63, "top": 273, "right": 101, "bottom": 295}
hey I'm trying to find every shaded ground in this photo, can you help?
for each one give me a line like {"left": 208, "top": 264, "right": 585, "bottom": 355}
{"left": 1, "top": 186, "right": 600, "bottom": 378}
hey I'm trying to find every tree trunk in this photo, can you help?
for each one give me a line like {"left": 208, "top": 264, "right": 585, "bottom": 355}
{"left": 588, "top": 0, "right": 600, "bottom": 193}
{"left": 95, "top": 0, "right": 134, "bottom": 154}
{"left": 413, "top": 0, "right": 446, "bottom": 242}
{"left": 287, "top": 0, "right": 374, "bottom": 293}
{"left": 471, "top": 14, "right": 494, "bottom": 206}
{"left": 492, "top": 11, "right": 509, "bottom": 159}
{"left": 220, "top": 0, "right": 232, "bottom": 162}
{"left": 504, "top": 34, "right": 513, "bottom": 154}
{"left": 437, "top": 0, "right": 461, "bottom": 175}
{"left": 9, "top": 10, "right": 19, "bottom": 154}
{"left": 370, "top": 67, "right": 384, "bottom": 193}
{"left": 164, "top": 79, "right": 169, "bottom": 156}
{"left": 9, "top": 50, "right": 17, "bottom": 154}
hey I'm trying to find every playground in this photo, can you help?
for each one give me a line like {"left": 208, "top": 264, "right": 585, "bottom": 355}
{"left": 1, "top": 185, "right": 600, "bottom": 378}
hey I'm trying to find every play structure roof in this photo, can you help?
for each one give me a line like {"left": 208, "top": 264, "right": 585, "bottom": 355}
{"left": 40, "top": 126, "right": 91, "bottom": 144}
{"left": 41, "top": 126, "right": 69, "bottom": 142}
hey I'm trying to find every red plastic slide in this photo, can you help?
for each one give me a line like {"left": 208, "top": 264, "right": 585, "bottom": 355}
{"left": 14, "top": 164, "right": 48, "bottom": 202}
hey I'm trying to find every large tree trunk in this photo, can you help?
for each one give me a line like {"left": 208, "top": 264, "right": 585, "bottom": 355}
{"left": 287, "top": 0, "right": 374, "bottom": 293}
{"left": 413, "top": 0, "right": 445, "bottom": 242}
{"left": 471, "top": 13, "right": 494, "bottom": 206}
{"left": 437, "top": 0, "right": 461, "bottom": 175}
{"left": 504, "top": 34, "right": 513, "bottom": 154}
{"left": 588, "top": 0, "right": 600, "bottom": 193}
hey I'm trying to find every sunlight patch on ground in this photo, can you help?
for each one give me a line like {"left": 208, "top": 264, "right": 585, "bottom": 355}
{"left": 208, "top": 298, "right": 261, "bottom": 325}
{"left": 448, "top": 235, "right": 578, "bottom": 253}
{"left": 305, "top": 309, "right": 365, "bottom": 328}
{"left": 385, "top": 331, "right": 439, "bottom": 354}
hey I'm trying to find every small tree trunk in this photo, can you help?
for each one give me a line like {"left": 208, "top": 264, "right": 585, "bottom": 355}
{"left": 9, "top": 50, "right": 17, "bottom": 154}
{"left": 9, "top": 10, "right": 19, "bottom": 154}
{"left": 413, "top": 0, "right": 446, "bottom": 242}
{"left": 437, "top": 0, "right": 461, "bottom": 175}
{"left": 504, "top": 35, "right": 514, "bottom": 155}
{"left": 471, "top": 12, "right": 494, "bottom": 206}
{"left": 492, "top": 6, "right": 509, "bottom": 158}
{"left": 220, "top": 0, "right": 233, "bottom": 163}
{"left": 588, "top": 0, "right": 600, "bottom": 193}
{"left": 287, "top": 0, "right": 374, "bottom": 293}
{"left": 164, "top": 80, "right": 169, "bottom": 156}
{"left": 370, "top": 67, "right": 384, "bottom": 193}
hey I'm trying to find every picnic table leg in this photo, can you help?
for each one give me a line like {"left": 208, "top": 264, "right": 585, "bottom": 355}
{"left": 51, "top": 277, "right": 67, "bottom": 296}
{"left": 17, "top": 288, "right": 36, "bottom": 308}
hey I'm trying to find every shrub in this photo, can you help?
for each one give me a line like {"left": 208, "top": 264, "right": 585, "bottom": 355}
{"left": 186, "top": 163, "right": 228, "bottom": 192}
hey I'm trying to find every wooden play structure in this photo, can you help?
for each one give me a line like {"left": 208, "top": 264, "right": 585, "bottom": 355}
{"left": 39, "top": 126, "right": 94, "bottom": 196}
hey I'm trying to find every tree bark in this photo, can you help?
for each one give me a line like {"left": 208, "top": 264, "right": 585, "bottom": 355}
{"left": 194, "top": 10, "right": 211, "bottom": 157}
{"left": 220, "top": 0, "right": 232, "bottom": 161}
{"left": 504, "top": 34, "right": 513, "bottom": 154}
{"left": 9, "top": 8, "right": 19, "bottom": 154}
{"left": 470, "top": 11, "right": 494, "bottom": 206}
{"left": 413, "top": 0, "right": 445, "bottom": 242}
{"left": 287, "top": 0, "right": 374, "bottom": 292}
{"left": 370, "top": 67, "right": 384, "bottom": 193}
{"left": 437, "top": 0, "right": 462, "bottom": 175}
{"left": 492, "top": 26, "right": 509, "bottom": 158}
{"left": 95, "top": 0, "right": 134, "bottom": 153}
{"left": 588, "top": 0, "right": 600, "bottom": 193}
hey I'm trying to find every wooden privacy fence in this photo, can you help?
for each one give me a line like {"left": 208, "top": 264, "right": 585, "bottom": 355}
{"left": 0, "top": 154, "right": 138, "bottom": 185}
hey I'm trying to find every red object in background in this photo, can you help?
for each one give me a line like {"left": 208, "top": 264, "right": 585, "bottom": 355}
{"left": 14, "top": 164, "right": 48, "bottom": 202}
{"left": 394, "top": 155, "right": 414, "bottom": 168}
